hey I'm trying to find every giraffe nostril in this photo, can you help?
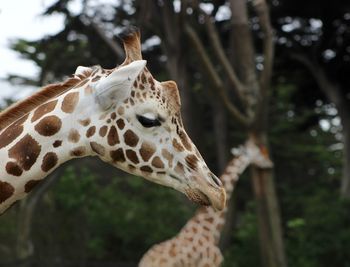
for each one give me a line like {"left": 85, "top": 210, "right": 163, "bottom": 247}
{"left": 209, "top": 173, "right": 222, "bottom": 187}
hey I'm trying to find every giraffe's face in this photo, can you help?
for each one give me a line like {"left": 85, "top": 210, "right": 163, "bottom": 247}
{"left": 92, "top": 61, "right": 225, "bottom": 211}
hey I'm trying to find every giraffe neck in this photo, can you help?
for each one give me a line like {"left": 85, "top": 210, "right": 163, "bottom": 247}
{"left": 179, "top": 151, "right": 251, "bottom": 244}
{"left": 0, "top": 83, "right": 100, "bottom": 213}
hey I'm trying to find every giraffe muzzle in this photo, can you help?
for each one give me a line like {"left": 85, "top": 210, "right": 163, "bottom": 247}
{"left": 185, "top": 173, "right": 226, "bottom": 211}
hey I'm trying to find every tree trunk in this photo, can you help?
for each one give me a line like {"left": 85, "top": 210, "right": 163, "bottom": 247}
{"left": 250, "top": 132, "right": 287, "bottom": 267}
{"left": 229, "top": 1, "right": 287, "bottom": 266}
{"left": 212, "top": 97, "right": 228, "bottom": 173}
{"left": 338, "top": 104, "right": 350, "bottom": 198}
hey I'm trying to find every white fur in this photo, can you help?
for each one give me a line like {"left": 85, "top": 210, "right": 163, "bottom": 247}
{"left": 94, "top": 60, "right": 147, "bottom": 109}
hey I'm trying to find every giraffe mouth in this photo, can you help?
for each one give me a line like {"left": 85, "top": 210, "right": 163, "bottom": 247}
{"left": 185, "top": 188, "right": 211, "bottom": 207}
{"left": 184, "top": 187, "right": 226, "bottom": 211}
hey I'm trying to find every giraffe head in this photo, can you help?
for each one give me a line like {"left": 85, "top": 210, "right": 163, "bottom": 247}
{"left": 231, "top": 138, "right": 273, "bottom": 169}
{"left": 84, "top": 27, "right": 226, "bottom": 210}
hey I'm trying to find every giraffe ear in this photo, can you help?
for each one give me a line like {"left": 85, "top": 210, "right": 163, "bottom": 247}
{"left": 94, "top": 60, "right": 146, "bottom": 110}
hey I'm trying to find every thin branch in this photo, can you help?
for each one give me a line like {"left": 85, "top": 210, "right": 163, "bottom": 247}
{"left": 80, "top": 15, "right": 124, "bottom": 60}
{"left": 291, "top": 53, "right": 342, "bottom": 107}
{"left": 251, "top": 0, "right": 274, "bottom": 127}
{"left": 200, "top": 10, "right": 247, "bottom": 105}
{"left": 90, "top": 20, "right": 125, "bottom": 59}
{"left": 253, "top": 0, "right": 274, "bottom": 96}
{"left": 185, "top": 24, "right": 250, "bottom": 127}
{"left": 290, "top": 53, "right": 316, "bottom": 74}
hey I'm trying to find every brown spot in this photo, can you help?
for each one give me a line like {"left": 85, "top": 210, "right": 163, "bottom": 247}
{"left": 6, "top": 162, "right": 23, "bottom": 176}
{"left": 126, "top": 149, "right": 139, "bottom": 164}
{"left": 99, "top": 126, "right": 108, "bottom": 137}
{"left": 179, "top": 130, "right": 192, "bottom": 150}
{"left": 152, "top": 156, "right": 164, "bottom": 169}
{"left": 172, "top": 138, "right": 184, "bottom": 152}
{"left": 0, "top": 114, "right": 28, "bottom": 149}
{"left": 217, "top": 222, "right": 224, "bottom": 231}
{"left": 117, "top": 106, "right": 124, "bottom": 115}
{"left": 86, "top": 126, "right": 96, "bottom": 138}
{"left": 169, "top": 247, "right": 176, "bottom": 257}
{"left": 175, "top": 162, "right": 185, "bottom": 175}
{"left": 31, "top": 100, "right": 58, "bottom": 122}
{"left": 78, "top": 118, "right": 90, "bottom": 126}
{"left": 9, "top": 134, "right": 41, "bottom": 171}
{"left": 140, "top": 166, "right": 153, "bottom": 173}
{"left": 128, "top": 164, "right": 136, "bottom": 171}
{"left": 141, "top": 73, "right": 147, "bottom": 83}
{"left": 91, "top": 75, "right": 101, "bottom": 82}
{"left": 90, "top": 142, "right": 105, "bottom": 156}
{"left": 41, "top": 152, "right": 58, "bottom": 172}
{"left": 110, "top": 112, "right": 117, "bottom": 120}
{"left": 140, "top": 142, "right": 156, "bottom": 161}
{"left": 110, "top": 148, "right": 125, "bottom": 162}
{"left": 205, "top": 217, "right": 214, "bottom": 223}
{"left": 116, "top": 119, "right": 125, "bottom": 130}
{"left": 24, "top": 180, "right": 41, "bottom": 193}
{"left": 99, "top": 113, "right": 108, "bottom": 120}
{"left": 73, "top": 78, "right": 89, "bottom": 88}
{"left": 0, "top": 181, "right": 14, "bottom": 203}
{"left": 84, "top": 85, "right": 93, "bottom": 95}
{"left": 68, "top": 129, "right": 80, "bottom": 143}
{"left": 185, "top": 154, "right": 198, "bottom": 171}
{"left": 106, "top": 119, "right": 111, "bottom": 123}
{"left": 161, "top": 149, "right": 173, "bottom": 167}
{"left": 70, "top": 146, "right": 86, "bottom": 157}
{"left": 53, "top": 140, "right": 62, "bottom": 147}
{"left": 148, "top": 76, "right": 154, "bottom": 86}
{"left": 124, "top": 129, "right": 139, "bottom": 147}
{"left": 61, "top": 92, "right": 79, "bottom": 113}
{"left": 107, "top": 126, "right": 119, "bottom": 146}
{"left": 34, "top": 115, "right": 62, "bottom": 136}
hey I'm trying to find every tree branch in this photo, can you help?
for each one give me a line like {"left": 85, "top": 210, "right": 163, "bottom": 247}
{"left": 250, "top": 0, "right": 274, "bottom": 129}
{"left": 185, "top": 24, "right": 250, "bottom": 127}
{"left": 253, "top": 0, "right": 274, "bottom": 96}
{"left": 80, "top": 15, "right": 125, "bottom": 60}
{"left": 290, "top": 52, "right": 342, "bottom": 106}
{"left": 199, "top": 8, "right": 247, "bottom": 105}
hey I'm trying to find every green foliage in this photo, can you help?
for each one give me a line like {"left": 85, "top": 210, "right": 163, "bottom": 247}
{"left": 32, "top": 165, "right": 194, "bottom": 262}
{"left": 286, "top": 192, "right": 350, "bottom": 267}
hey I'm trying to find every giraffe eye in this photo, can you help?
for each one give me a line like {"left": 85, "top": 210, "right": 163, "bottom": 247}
{"left": 137, "top": 115, "right": 161, "bottom": 128}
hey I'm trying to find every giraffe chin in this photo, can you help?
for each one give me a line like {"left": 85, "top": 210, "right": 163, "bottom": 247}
{"left": 185, "top": 188, "right": 211, "bottom": 206}
{"left": 185, "top": 188, "right": 226, "bottom": 211}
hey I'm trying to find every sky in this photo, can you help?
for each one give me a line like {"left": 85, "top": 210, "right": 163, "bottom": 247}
{"left": 0, "top": 0, "right": 76, "bottom": 102}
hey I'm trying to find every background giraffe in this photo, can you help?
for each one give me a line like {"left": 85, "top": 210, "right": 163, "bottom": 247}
{"left": 139, "top": 138, "right": 273, "bottom": 267}
{"left": 0, "top": 27, "right": 225, "bottom": 214}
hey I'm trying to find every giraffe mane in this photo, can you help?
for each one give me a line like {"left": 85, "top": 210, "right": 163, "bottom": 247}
{"left": 0, "top": 76, "right": 86, "bottom": 131}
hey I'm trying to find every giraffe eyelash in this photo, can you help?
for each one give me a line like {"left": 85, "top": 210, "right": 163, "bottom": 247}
{"left": 137, "top": 114, "right": 161, "bottom": 128}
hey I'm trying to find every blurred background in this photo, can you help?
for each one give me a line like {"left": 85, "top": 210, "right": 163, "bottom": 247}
{"left": 1, "top": 0, "right": 350, "bottom": 266}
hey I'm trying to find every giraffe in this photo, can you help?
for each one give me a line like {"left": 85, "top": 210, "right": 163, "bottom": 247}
{"left": 139, "top": 138, "right": 273, "bottom": 267}
{"left": 0, "top": 27, "right": 226, "bottom": 214}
